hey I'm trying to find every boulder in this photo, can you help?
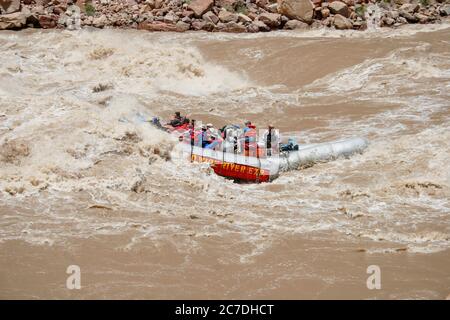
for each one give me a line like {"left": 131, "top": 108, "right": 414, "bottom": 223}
{"left": 0, "top": 11, "right": 26, "bottom": 30}
{"left": 399, "top": 3, "right": 420, "bottom": 14}
{"left": 188, "top": 0, "right": 213, "bottom": 18}
{"left": 414, "top": 12, "right": 429, "bottom": 23}
{"left": 191, "top": 19, "right": 206, "bottom": 30}
{"left": 256, "top": 0, "right": 268, "bottom": 8}
{"left": 0, "top": 0, "right": 20, "bottom": 14}
{"left": 396, "top": 16, "right": 408, "bottom": 24}
{"left": 393, "top": 0, "right": 410, "bottom": 5}
{"left": 163, "top": 11, "right": 179, "bottom": 23}
{"left": 352, "top": 20, "right": 366, "bottom": 30}
{"left": 218, "top": 21, "right": 247, "bottom": 32}
{"left": 202, "top": 10, "right": 219, "bottom": 24}
{"left": 93, "top": 14, "right": 108, "bottom": 27}
{"left": 218, "top": 9, "right": 239, "bottom": 23}
{"left": 277, "top": 0, "right": 314, "bottom": 24}
{"left": 215, "top": 0, "right": 240, "bottom": 8}
{"left": 138, "top": 21, "right": 186, "bottom": 31}
{"left": 154, "top": 0, "right": 164, "bottom": 9}
{"left": 247, "top": 22, "right": 260, "bottom": 32}
{"left": 24, "top": 8, "right": 40, "bottom": 27}
{"left": 249, "top": 20, "right": 270, "bottom": 31}
{"left": 201, "top": 21, "right": 215, "bottom": 31}
{"left": 176, "top": 20, "right": 190, "bottom": 31}
{"left": 238, "top": 13, "right": 252, "bottom": 23}
{"left": 399, "top": 6, "right": 419, "bottom": 22}
{"left": 39, "top": 14, "right": 58, "bottom": 29}
{"left": 390, "top": 10, "right": 400, "bottom": 20}
{"left": 283, "top": 19, "right": 309, "bottom": 29}
{"left": 333, "top": 13, "right": 352, "bottom": 29}
{"left": 181, "top": 16, "right": 191, "bottom": 23}
{"left": 322, "top": 16, "right": 333, "bottom": 27}
{"left": 382, "top": 16, "right": 395, "bottom": 26}
{"left": 181, "top": 10, "right": 195, "bottom": 18}
{"left": 328, "top": 1, "right": 349, "bottom": 18}
{"left": 267, "top": 3, "right": 279, "bottom": 14}
{"left": 321, "top": 7, "right": 330, "bottom": 18}
{"left": 439, "top": 4, "right": 450, "bottom": 16}
{"left": 258, "top": 12, "right": 281, "bottom": 28}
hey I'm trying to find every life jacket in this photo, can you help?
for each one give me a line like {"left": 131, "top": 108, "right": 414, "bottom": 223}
{"left": 244, "top": 125, "right": 257, "bottom": 156}
{"left": 244, "top": 125, "right": 257, "bottom": 145}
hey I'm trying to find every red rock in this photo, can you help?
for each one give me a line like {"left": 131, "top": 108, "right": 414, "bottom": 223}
{"left": 0, "top": 12, "right": 26, "bottom": 30}
{"left": 333, "top": 13, "right": 352, "bottom": 29}
{"left": 188, "top": 0, "right": 214, "bottom": 18}
{"left": 75, "top": 0, "right": 86, "bottom": 12}
{"left": 218, "top": 9, "right": 238, "bottom": 23}
{"left": 202, "top": 11, "right": 219, "bottom": 24}
{"left": 218, "top": 21, "right": 247, "bottom": 32}
{"left": 250, "top": 20, "right": 270, "bottom": 31}
{"left": 215, "top": 0, "right": 239, "bottom": 8}
{"left": 277, "top": 0, "right": 314, "bottom": 24}
{"left": 138, "top": 21, "right": 187, "bottom": 32}
{"left": 329, "top": 1, "right": 350, "bottom": 18}
{"left": 256, "top": 0, "right": 268, "bottom": 8}
{"left": 0, "top": 0, "right": 21, "bottom": 14}
{"left": 39, "top": 14, "right": 58, "bottom": 28}
{"left": 201, "top": 21, "right": 215, "bottom": 31}
{"left": 176, "top": 20, "right": 190, "bottom": 31}
{"left": 191, "top": 19, "right": 206, "bottom": 30}
{"left": 53, "top": 5, "right": 67, "bottom": 15}
{"left": 182, "top": 10, "right": 195, "bottom": 18}
{"left": 258, "top": 12, "right": 281, "bottom": 28}
{"left": 284, "top": 19, "right": 309, "bottom": 29}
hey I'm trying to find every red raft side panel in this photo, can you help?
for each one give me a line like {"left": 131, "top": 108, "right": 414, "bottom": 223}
{"left": 211, "top": 162, "right": 270, "bottom": 183}
{"left": 190, "top": 153, "right": 270, "bottom": 183}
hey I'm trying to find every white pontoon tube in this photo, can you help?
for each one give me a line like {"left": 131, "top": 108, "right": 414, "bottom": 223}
{"left": 274, "top": 137, "right": 369, "bottom": 173}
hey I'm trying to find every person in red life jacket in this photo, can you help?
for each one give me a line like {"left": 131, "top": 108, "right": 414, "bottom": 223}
{"left": 175, "top": 118, "right": 190, "bottom": 142}
{"left": 178, "top": 117, "right": 190, "bottom": 131}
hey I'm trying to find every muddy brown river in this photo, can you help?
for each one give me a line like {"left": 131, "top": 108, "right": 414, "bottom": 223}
{"left": 0, "top": 23, "right": 449, "bottom": 299}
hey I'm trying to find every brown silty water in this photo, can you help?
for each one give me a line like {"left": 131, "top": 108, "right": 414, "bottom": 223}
{"left": 0, "top": 22, "right": 449, "bottom": 299}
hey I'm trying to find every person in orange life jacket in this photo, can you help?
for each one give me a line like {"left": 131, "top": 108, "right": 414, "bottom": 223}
{"left": 243, "top": 122, "right": 257, "bottom": 157}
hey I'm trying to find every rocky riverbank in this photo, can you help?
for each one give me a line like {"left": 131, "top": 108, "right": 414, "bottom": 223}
{"left": 1, "top": 0, "right": 450, "bottom": 32}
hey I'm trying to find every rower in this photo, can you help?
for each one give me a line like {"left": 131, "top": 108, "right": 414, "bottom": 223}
{"left": 167, "top": 111, "right": 183, "bottom": 127}
{"left": 262, "top": 124, "right": 279, "bottom": 157}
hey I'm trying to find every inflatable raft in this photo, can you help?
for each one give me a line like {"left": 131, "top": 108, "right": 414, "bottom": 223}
{"left": 180, "top": 137, "right": 369, "bottom": 183}
{"left": 146, "top": 115, "right": 369, "bottom": 182}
